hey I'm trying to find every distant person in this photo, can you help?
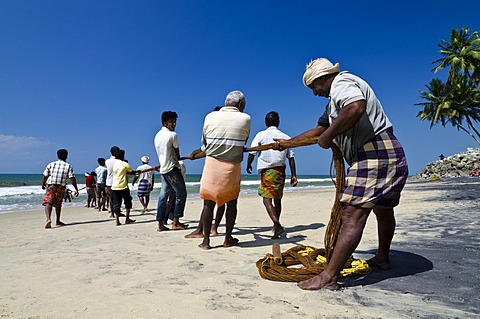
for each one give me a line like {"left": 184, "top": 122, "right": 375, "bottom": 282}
{"left": 41, "top": 149, "right": 79, "bottom": 229}
{"left": 111, "top": 149, "right": 138, "bottom": 226}
{"left": 275, "top": 57, "right": 408, "bottom": 290}
{"left": 106, "top": 146, "right": 122, "bottom": 218}
{"left": 85, "top": 172, "right": 97, "bottom": 208}
{"left": 132, "top": 155, "right": 156, "bottom": 212}
{"left": 154, "top": 111, "right": 189, "bottom": 231}
{"left": 439, "top": 154, "right": 445, "bottom": 160}
{"left": 185, "top": 90, "right": 251, "bottom": 249}
{"left": 63, "top": 186, "right": 73, "bottom": 202}
{"left": 246, "top": 111, "right": 298, "bottom": 239}
{"left": 95, "top": 157, "right": 108, "bottom": 212}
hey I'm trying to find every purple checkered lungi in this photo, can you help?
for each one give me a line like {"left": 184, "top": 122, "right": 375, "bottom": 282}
{"left": 340, "top": 129, "right": 408, "bottom": 209}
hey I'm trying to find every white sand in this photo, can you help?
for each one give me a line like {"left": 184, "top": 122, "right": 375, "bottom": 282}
{"left": 0, "top": 179, "right": 479, "bottom": 318}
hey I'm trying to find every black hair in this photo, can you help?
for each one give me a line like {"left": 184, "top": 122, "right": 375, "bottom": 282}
{"left": 110, "top": 146, "right": 120, "bottom": 155}
{"left": 214, "top": 106, "right": 222, "bottom": 111}
{"left": 57, "top": 149, "right": 68, "bottom": 161}
{"left": 162, "top": 111, "right": 178, "bottom": 123}
{"left": 265, "top": 111, "right": 280, "bottom": 127}
{"left": 97, "top": 157, "right": 106, "bottom": 165}
{"left": 113, "top": 149, "right": 125, "bottom": 160}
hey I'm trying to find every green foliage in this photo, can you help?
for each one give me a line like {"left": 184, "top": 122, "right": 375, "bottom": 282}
{"left": 417, "top": 27, "right": 480, "bottom": 145}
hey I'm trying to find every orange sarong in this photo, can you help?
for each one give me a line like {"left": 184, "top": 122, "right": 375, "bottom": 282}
{"left": 200, "top": 156, "right": 241, "bottom": 206}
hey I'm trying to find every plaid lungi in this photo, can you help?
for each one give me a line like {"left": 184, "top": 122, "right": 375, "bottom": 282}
{"left": 258, "top": 166, "right": 286, "bottom": 199}
{"left": 42, "top": 185, "right": 66, "bottom": 208}
{"left": 340, "top": 129, "right": 408, "bottom": 209}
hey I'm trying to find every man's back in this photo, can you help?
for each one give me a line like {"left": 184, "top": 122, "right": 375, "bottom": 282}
{"left": 203, "top": 106, "right": 251, "bottom": 163}
{"left": 44, "top": 160, "right": 73, "bottom": 186}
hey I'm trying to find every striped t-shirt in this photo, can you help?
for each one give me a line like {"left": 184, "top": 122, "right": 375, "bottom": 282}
{"left": 202, "top": 106, "right": 251, "bottom": 163}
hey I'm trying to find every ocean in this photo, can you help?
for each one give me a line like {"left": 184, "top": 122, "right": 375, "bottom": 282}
{"left": 0, "top": 173, "right": 335, "bottom": 214}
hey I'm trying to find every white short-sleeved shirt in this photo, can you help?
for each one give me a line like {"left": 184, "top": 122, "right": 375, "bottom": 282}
{"left": 154, "top": 126, "right": 180, "bottom": 174}
{"left": 136, "top": 164, "right": 153, "bottom": 184}
{"left": 317, "top": 71, "right": 392, "bottom": 165}
{"left": 105, "top": 156, "right": 116, "bottom": 187}
{"left": 249, "top": 127, "right": 294, "bottom": 173}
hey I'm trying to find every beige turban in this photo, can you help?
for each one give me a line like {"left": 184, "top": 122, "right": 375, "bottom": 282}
{"left": 302, "top": 58, "right": 340, "bottom": 88}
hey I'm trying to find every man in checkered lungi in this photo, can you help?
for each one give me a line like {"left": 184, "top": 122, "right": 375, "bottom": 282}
{"left": 276, "top": 58, "right": 409, "bottom": 290}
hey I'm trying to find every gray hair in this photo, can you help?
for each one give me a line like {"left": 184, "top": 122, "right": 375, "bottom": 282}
{"left": 225, "top": 90, "right": 246, "bottom": 108}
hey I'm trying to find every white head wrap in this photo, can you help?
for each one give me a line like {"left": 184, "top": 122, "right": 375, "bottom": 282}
{"left": 141, "top": 156, "right": 150, "bottom": 163}
{"left": 302, "top": 58, "right": 340, "bottom": 88}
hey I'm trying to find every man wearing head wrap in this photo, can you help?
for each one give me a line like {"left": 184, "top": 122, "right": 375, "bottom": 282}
{"left": 132, "top": 155, "right": 156, "bottom": 212}
{"left": 276, "top": 58, "right": 409, "bottom": 290}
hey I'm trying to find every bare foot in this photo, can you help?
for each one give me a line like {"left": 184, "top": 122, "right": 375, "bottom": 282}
{"left": 157, "top": 225, "right": 170, "bottom": 232}
{"left": 367, "top": 256, "right": 392, "bottom": 270}
{"left": 45, "top": 220, "right": 52, "bottom": 229}
{"left": 271, "top": 226, "right": 285, "bottom": 239}
{"left": 297, "top": 271, "right": 338, "bottom": 290}
{"left": 184, "top": 230, "right": 204, "bottom": 238}
{"left": 125, "top": 218, "right": 136, "bottom": 224}
{"left": 56, "top": 221, "right": 66, "bottom": 227}
{"left": 211, "top": 229, "right": 219, "bottom": 236}
{"left": 172, "top": 224, "right": 189, "bottom": 230}
{"left": 198, "top": 243, "right": 211, "bottom": 250}
{"left": 116, "top": 221, "right": 122, "bottom": 226}
{"left": 223, "top": 237, "right": 239, "bottom": 247}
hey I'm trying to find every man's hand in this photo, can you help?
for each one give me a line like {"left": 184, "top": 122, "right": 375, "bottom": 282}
{"left": 246, "top": 164, "right": 253, "bottom": 174}
{"left": 317, "top": 133, "right": 334, "bottom": 149}
{"left": 73, "top": 190, "right": 79, "bottom": 197}
{"left": 273, "top": 138, "right": 286, "bottom": 150}
{"left": 290, "top": 176, "right": 298, "bottom": 187}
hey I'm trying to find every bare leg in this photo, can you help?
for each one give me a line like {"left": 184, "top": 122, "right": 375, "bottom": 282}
{"left": 263, "top": 198, "right": 284, "bottom": 239}
{"left": 211, "top": 204, "right": 225, "bottom": 236}
{"left": 44, "top": 204, "right": 53, "bottom": 228}
{"left": 367, "top": 206, "right": 395, "bottom": 270}
{"left": 223, "top": 199, "right": 239, "bottom": 247}
{"left": 298, "top": 205, "right": 371, "bottom": 290}
{"left": 55, "top": 206, "right": 65, "bottom": 226}
{"left": 199, "top": 200, "right": 216, "bottom": 249}
{"left": 172, "top": 217, "right": 188, "bottom": 230}
{"left": 125, "top": 208, "right": 136, "bottom": 224}
{"left": 139, "top": 196, "right": 148, "bottom": 212}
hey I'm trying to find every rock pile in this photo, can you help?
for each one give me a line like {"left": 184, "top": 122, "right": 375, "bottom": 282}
{"left": 415, "top": 147, "right": 480, "bottom": 179}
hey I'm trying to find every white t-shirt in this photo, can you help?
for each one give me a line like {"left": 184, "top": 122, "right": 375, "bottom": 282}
{"left": 136, "top": 163, "right": 153, "bottom": 184}
{"left": 105, "top": 156, "right": 116, "bottom": 187}
{"left": 249, "top": 126, "right": 294, "bottom": 173}
{"left": 154, "top": 126, "right": 180, "bottom": 174}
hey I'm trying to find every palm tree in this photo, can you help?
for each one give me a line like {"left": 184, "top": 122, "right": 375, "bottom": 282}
{"left": 433, "top": 27, "right": 480, "bottom": 85}
{"left": 417, "top": 27, "right": 480, "bottom": 145}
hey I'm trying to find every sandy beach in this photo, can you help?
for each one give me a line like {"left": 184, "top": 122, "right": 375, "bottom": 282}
{"left": 0, "top": 178, "right": 479, "bottom": 318}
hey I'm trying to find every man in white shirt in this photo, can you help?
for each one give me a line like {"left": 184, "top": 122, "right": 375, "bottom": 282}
{"left": 132, "top": 155, "right": 156, "bottom": 212}
{"left": 154, "top": 111, "right": 188, "bottom": 231}
{"left": 247, "top": 111, "right": 298, "bottom": 239}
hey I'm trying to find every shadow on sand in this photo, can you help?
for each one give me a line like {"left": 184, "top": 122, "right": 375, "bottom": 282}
{"left": 340, "top": 249, "right": 433, "bottom": 287}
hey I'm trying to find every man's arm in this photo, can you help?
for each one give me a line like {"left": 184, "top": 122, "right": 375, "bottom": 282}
{"left": 317, "top": 100, "right": 366, "bottom": 149}
{"left": 69, "top": 177, "right": 79, "bottom": 197}
{"left": 41, "top": 175, "right": 48, "bottom": 190}
{"left": 288, "top": 157, "right": 298, "bottom": 187}
{"left": 246, "top": 153, "right": 255, "bottom": 174}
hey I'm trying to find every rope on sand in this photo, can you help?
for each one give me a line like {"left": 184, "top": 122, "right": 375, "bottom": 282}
{"left": 182, "top": 137, "right": 371, "bottom": 281}
{"left": 252, "top": 140, "right": 371, "bottom": 281}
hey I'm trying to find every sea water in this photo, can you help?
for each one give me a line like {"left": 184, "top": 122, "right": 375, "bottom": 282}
{"left": 0, "top": 174, "right": 334, "bottom": 214}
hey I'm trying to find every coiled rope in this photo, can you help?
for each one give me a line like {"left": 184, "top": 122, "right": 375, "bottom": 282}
{"left": 184, "top": 138, "right": 371, "bottom": 281}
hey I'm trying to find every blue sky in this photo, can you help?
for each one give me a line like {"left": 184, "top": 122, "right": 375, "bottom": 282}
{"left": 1, "top": 1, "right": 479, "bottom": 175}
